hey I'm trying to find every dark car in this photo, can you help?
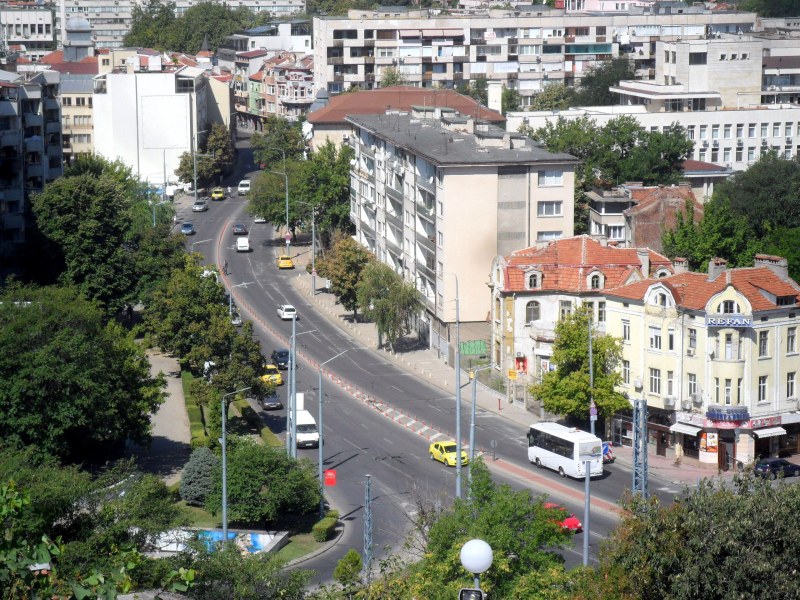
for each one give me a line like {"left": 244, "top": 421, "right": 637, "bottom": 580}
{"left": 754, "top": 457, "right": 800, "bottom": 478}
{"left": 232, "top": 223, "right": 248, "bottom": 235}
{"left": 180, "top": 222, "right": 195, "bottom": 235}
{"left": 260, "top": 389, "right": 283, "bottom": 410}
{"left": 271, "top": 349, "right": 290, "bottom": 369}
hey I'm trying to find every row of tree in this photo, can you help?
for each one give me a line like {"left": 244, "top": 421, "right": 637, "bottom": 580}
{"left": 174, "top": 122, "right": 237, "bottom": 191}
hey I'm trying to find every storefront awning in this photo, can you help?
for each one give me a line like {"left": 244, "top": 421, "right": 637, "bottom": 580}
{"left": 754, "top": 426, "right": 787, "bottom": 438}
{"left": 670, "top": 423, "right": 702, "bottom": 436}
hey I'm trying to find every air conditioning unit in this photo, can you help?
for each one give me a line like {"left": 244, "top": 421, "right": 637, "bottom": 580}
{"left": 769, "top": 85, "right": 777, "bottom": 91}
{"left": 712, "top": 140, "right": 719, "bottom": 147}
{"left": 663, "top": 396, "right": 676, "bottom": 407}
{"left": 691, "top": 393, "right": 702, "bottom": 405}
{"left": 342, "top": 133, "right": 349, "bottom": 141}
{"left": 761, "top": 138, "right": 768, "bottom": 145}
{"left": 681, "top": 400, "right": 692, "bottom": 410}
{"left": 536, "top": 56, "right": 541, "bottom": 62}
{"left": 787, "top": 137, "right": 793, "bottom": 145}
{"left": 702, "top": 140, "right": 708, "bottom": 147}
{"left": 686, "top": 347, "right": 695, "bottom": 356}
{"left": 737, "top": 139, "right": 743, "bottom": 146}
{"left": 633, "top": 377, "right": 643, "bottom": 390}
{"left": 516, "top": 352, "right": 524, "bottom": 357}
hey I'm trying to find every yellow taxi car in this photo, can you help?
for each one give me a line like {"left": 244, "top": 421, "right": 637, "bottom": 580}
{"left": 210, "top": 187, "right": 225, "bottom": 201}
{"left": 429, "top": 440, "right": 468, "bottom": 467}
{"left": 276, "top": 255, "right": 295, "bottom": 269}
{"left": 260, "top": 365, "right": 283, "bottom": 386}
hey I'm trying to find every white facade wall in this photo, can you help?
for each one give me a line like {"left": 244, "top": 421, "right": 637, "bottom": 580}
{"left": 59, "top": 0, "right": 134, "bottom": 49}
{"left": 1, "top": 8, "right": 55, "bottom": 60}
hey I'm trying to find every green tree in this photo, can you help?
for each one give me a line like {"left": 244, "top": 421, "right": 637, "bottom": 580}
{"left": 123, "top": 0, "right": 177, "bottom": 49}
{"left": 129, "top": 222, "right": 187, "bottom": 304}
{"left": 316, "top": 235, "right": 373, "bottom": 317}
{"left": 574, "top": 57, "right": 635, "bottom": 106}
{"left": 0, "top": 285, "right": 165, "bottom": 463}
{"left": 530, "top": 306, "right": 628, "bottom": 422}
{"left": 501, "top": 85, "right": 521, "bottom": 114}
{"left": 380, "top": 66, "right": 406, "bottom": 87}
{"left": 457, "top": 76, "right": 488, "bottom": 106}
{"left": 356, "top": 262, "right": 422, "bottom": 350}
{"left": 180, "top": 447, "right": 220, "bottom": 506}
{"left": 251, "top": 115, "right": 307, "bottom": 166}
{"left": 527, "top": 83, "right": 576, "bottom": 111}
{"left": 739, "top": 0, "right": 800, "bottom": 17}
{"left": 333, "top": 549, "right": 363, "bottom": 598}
{"left": 205, "top": 440, "right": 321, "bottom": 526}
{"left": 248, "top": 159, "right": 304, "bottom": 235}
{"left": 161, "top": 2, "right": 254, "bottom": 53}
{"left": 175, "top": 122, "right": 235, "bottom": 189}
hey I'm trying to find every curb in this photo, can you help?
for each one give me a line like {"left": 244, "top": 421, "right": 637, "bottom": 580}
{"left": 284, "top": 520, "right": 346, "bottom": 568}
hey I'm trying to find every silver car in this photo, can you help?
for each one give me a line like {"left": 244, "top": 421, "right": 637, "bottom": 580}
{"left": 192, "top": 199, "right": 209, "bottom": 212}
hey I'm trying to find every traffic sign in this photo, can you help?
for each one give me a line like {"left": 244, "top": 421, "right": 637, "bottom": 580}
{"left": 590, "top": 400, "right": 598, "bottom": 421}
{"left": 311, "top": 269, "right": 317, "bottom": 277}
{"left": 285, "top": 232, "right": 291, "bottom": 243}
{"left": 507, "top": 369, "right": 517, "bottom": 380}
{"left": 324, "top": 469, "right": 337, "bottom": 486}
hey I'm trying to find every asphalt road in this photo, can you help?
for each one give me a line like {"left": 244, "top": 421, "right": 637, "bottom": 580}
{"left": 178, "top": 134, "right": 675, "bottom": 582}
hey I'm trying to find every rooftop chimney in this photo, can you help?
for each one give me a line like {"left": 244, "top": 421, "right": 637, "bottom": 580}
{"left": 672, "top": 257, "right": 689, "bottom": 274}
{"left": 754, "top": 254, "right": 789, "bottom": 280}
{"left": 708, "top": 257, "right": 728, "bottom": 281}
{"left": 636, "top": 248, "right": 650, "bottom": 278}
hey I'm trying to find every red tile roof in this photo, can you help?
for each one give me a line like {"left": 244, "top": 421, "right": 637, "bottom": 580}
{"left": 47, "top": 62, "right": 100, "bottom": 75}
{"left": 502, "top": 235, "right": 673, "bottom": 294}
{"left": 307, "top": 86, "right": 505, "bottom": 125}
{"left": 238, "top": 50, "right": 271, "bottom": 59}
{"left": 682, "top": 159, "right": 729, "bottom": 172}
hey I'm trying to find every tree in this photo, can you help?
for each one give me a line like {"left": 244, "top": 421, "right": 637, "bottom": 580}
{"left": 248, "top": 159, "right": 304, "bottom": 235}
{"left": 180, "top": 447, "right": 220, "bottom": 506}
{"left": 0, "top": 285, "right": 165, "bottom": 463}
{"left": 572, "top": 474, "right": 800, "bottom": 599}
{"left": 251, "top": 115, "right": 307, "bottom": 166}
{"left": 333, "top": 549, "right": 363, "bottom": 598}
{"left": 739, "top": 0, "right": 800, "bottom": 17}
{"left": 380, "top": 67, "right": 406, "bottom": 87}
{"left": 356, "top": 262, "right": 422, "bottom": 350}
{"left": 316, "top": 236, "right": 373, "bottom": 317}
{"left": 527, "top": 83, "right": 576, "bottom": 111}
{"left": 129, "top": 222, "right": 187, "bottom": 304}
{"left": 205, "top": 440, "right": 321, "bottom": 526}
{"left": 175, "top": 123, "right": 235, "bottom": 189}
{"left": 574, "top": 57, "right": 635, "bottom": 106}
{"left": 530, "top": 306, "right": 628, "bottom": 422}
{"left": 123, "top": 0, "right": 177, "bottom": 49}
{"left": 501, "top": 85, "right": 521, "bottom": 114}
{"left": 457, "top": 76, "right": 488, "bottom": 106}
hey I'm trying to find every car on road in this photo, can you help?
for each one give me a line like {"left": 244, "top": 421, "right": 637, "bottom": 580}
{"left": 232, "top": 223, "right": 248, "bottom": 235}
{"left": 270, "top": 349, "right": 290, "bottom": 369}
{"left": 191, "top": 199, "right": 208, "bottom": 212}
{"left": 277, "top": 304, "right": 297, "bottom": 320}
{"left": 237, "top": 180, "right": 251, "bottom": 196}
{"left": 253, "top": 215, "right": 267, "bottom": 224}
{"left": 211, "top": 187, "right": 225, "bottom": 201}
{"left": 754, "top": 457, "right": 800, "bottom": 478}
{"left": 236, "top": 237, "right": 250, "bottom": 252}
{"left": 259, "top": 388, "right": 283, "bottom": 410}
{"left": 180, "top": 222, "right": 195, "bottom": 235}
{"left": 429, "top": 441, "right": 468, "bottom": 467}
{"left": 543, "top": 502, "right": 583, "bottom": 533}
{"left": 276, "top": 255, "right": 294, "bottom": 269}
{"left": 261, "top": 365, "right": 283, "bottom": 386}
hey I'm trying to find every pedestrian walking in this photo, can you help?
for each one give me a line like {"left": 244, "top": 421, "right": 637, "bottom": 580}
{"left": 223, "top": 260, "right": 228, "bottom": 275}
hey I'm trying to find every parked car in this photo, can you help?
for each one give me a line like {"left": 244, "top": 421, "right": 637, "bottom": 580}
{"left": 428, "top": 441, "right": 468, "bottom": 467}
{"left": 237, "top": 179, "right": 251, "bottom": 196}
{"left": 270, "top": 349, "right": 290, "bottom": 369}
{"left": 277, "top": 304, "right": 297, "bottom": 320}
{"left": 232, "top": 223, "right": 248, "bottom": 236}
{"left": 180, "top": 222, "right": 195, "bottom": 235}
{"left": 276, "top": 255, "right": 294, "bottom": 269}
{"left": 191, "top": 199, "right": 208, "bottom": 212}
{"left": 543, "top": 502, "right": 583, "bottom": 533}
{"left": 211, "top": 187, "right": 225, "bottom": 201}
{"left": 754, "top": 457, "right": 800, "bottom": 478}
{"left": 260, "top": 388, "right": 283, "bottom": 410}
{"left": 236, "top": 237, "right": 250, "bottom": 252}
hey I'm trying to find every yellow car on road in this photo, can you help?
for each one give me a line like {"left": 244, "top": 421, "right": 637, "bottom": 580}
{"left": 261, "top": 365, "right": 284, "bottom": 386}
{"left": 210, "top": 187, "right": 225, "bottom": 201}
{"left": 429, "top": 441, "right": 468, "bottom": 467}
{"left": 276, "top": 255, "right": 295, "bottom": 269}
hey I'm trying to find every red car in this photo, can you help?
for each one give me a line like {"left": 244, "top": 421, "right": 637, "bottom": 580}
{"left": 544, "top": 502, "right": 583, "bottom": 533}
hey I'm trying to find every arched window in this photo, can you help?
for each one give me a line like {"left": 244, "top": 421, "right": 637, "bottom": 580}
{"left": 718, "top": 300, "right": 740, "bottom": 314}
{"left": 526, "top": 301, "right": 540, "bottom": 323}
{"left": 527, "top": 273, "right": 540, "bottom": 289}
{"left": 590, "top": 274, "right": 602, "bottom": 289}
{"left": 658, "top": 293, "right": 667, "bottom": 306}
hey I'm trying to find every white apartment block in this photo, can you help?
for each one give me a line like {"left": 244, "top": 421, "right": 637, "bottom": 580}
{"left": 60, "top": 74, "right": 95, "bottom": 164}
{"left": 312, "top": 6, "right": 756, "bottom": 100}
{"left": 1, "top": 6, "right": 56, "bottom": 60}
{"left": 57, "top": 0, "right": 134, "bottom": 50}
{"left": 218, "top": 21, "right": 312, "bottom": 72}
{"left": 345, "top": 108, "right": 577, "bottom": 354}
{"left": 171, "top": 0, "right": 305, "bottom": 18}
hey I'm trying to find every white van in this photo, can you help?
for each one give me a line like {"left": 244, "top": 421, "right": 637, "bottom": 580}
{"left": 236, "top": 237, "right": 250, "bottom": 252}
{"left": 237, "top": 179, "right": 251, "bottom": 196}
{"left": 294, "top": 410, "right": 319, "bottom": 448}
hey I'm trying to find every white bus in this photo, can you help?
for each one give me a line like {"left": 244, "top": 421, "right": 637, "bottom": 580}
{"left": 527, "top": 422, "right": 604, "bottom": 479}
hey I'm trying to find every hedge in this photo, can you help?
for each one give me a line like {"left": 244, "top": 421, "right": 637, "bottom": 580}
{"left": 312, "top": 516, "right": 338, "bottom": 542}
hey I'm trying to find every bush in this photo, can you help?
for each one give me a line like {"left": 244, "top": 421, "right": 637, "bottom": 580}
{"left": 190, "top": 435, "right": 210, "bottom": 450}
{"left": 325, "top": 509, "right": 339, "bottom": 520}
{"left": 312, "top": 517, "right": 338, "bottom": 542}
{"left": 180, "top": 447, "right": 219, "bottom": 506}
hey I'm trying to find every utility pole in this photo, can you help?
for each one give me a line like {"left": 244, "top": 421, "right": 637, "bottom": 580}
{"left": 363, "top": 474, "right": 373, "bottom": 585}
{"left": 454, "top": 275, "right": 463, "bottom": 499}
{"left": 633, "top": 399, "right": 649, "bottom": 500}
{"left": 290, "top": 312, "right": 298, "bottom": 459}
{"left": 584, "top": 311, "right": 597, "bottom": 567}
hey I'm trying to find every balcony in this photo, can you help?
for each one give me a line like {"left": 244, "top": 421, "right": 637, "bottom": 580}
{"left": 0, "top": 130, "right": 19, "bottom": 147}
{"left": 45, "top": 121, "right": 60, "bottom": 134}
{"left": 328, "top": 57, "right": 344, "bottom": 66}
{"left": 26, "top": 163, "right": 44, "bottom": 178}
{"left": 415, "top": 257, "right": 436, "bottom": 278}
{"left": 385, "top": 184, "right": 403, "bottom": 202}
{"left": 416, "top": 229, "right": 435, "bottom": 248}
{"left": 24, "top": 114, "right": 43, "bottom": 127}
{"left": 453, "top": 55, "right": 469, "bottom": 63}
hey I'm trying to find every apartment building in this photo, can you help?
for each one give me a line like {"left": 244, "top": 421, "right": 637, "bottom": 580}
{"left": 606, "top": 255, "right": 800, "bottom": 468}
{"left": 171, "top": 0, "right": 305, "bottom": 19}
{"left": 57, "top": 0, "right": 134, "bottom": 50}
{"left": 489, "top": 235, "right": 672, "bottom": 390}
{"left": 0, "top": 70, "right": 62, "bottom": 272}
{"left": 507, "top": 35, "right": 800, "bottom": 174}
{"left": 217, "top": 21, "right": 312, "bottom": 72}
{"left": 246, "top": 52, "right": 313, "bottom": 124}
{"left": 1, "top": 4, "right": 56, "bottom": 60}
{"left": 345, "top": 108, "right": 577, "bottom": 354}
{"left": 312, "top": 6, "right": 756, "bottom": 101}
{"left": 60, "top": 74, "right": 94, "bottom": 163}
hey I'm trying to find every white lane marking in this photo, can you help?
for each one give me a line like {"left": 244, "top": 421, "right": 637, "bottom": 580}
{"left": 383, "top": 437, "right": 393, "bottom": 445}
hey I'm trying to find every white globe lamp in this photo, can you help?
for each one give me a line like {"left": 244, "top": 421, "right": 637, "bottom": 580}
{"left": 460, "top": 538, "right": 493, "bottom": 592}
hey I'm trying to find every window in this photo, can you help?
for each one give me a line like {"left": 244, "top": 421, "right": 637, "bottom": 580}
{"left": 724, "top": 378, "right": 732, "bottom": 405}
{"left": 736, "top": 124, "right": 744, "bottom": 139}
{"left": 688, "top": 328, "right": 697, "bottom": 349}
{"left": 649, "top": 368, "right": 661, "bottom": 395}
{"left": 718, "top": 300, "right": 740, "bottom": 314}
{"left": 715, "top": 377, "right": 720, "bottom": 403}
{"left": 788, "top": 327, "right": 796, "bottom": 353}
{"left": 749, "top": 123, "right": 756, "bottom": 138}
{"left": 526, "top": 301, "right": 540, "bottom": 322}
{"left": 622, "top": 320, "right": 630, "bottom": 342}
{"left": 437, "top": 231, "right": 443, "bottom": 247}
{"left": 748, "top": 147, "right": 756, "bottom": 161}
{"left": 688, "top": 373, "right": 697, "bottom": 396}
{"left": 724, "top": 148, "right": 731, "bottom": 162}
{"left": 761, "top": 123, "right": 768, "bottom": 137}
{"left": 773, "top": 123, "right": 781, "bottom": 137}
{"left": 687, "top": 125, "right": 695, "bottom": 140}
{"left": 598, "top": 301, "right": 606, "bottom": 323}
{"left": 724, "top": 124, "right": 732, "bottom": 139}
{"left": 527, "top": 273, "right": 539, "bottom": 288}
{"left": 699, "top": 125, "right": 707, "bottom": 140}
{"left": 622, "top": 360, "right": 630, "bottom": 384}
{"left": 537, "top": 231, "right": 562, "bottom": 242}
{"left": 759, "top": 330, "right": 769, "bottom": 357}
{"left": 788, "top": 372, "right": 796, "bottom": 399}
{"left": 689, "top": 52, "right": 707, "bottom": 65}
{"left": 738, "top": 378, "right": 743, "bottom": 403}
{"left": 667, "top": 371, "right": 674, "bottom": 396}
{"left": 758, "top": 375, "right": 768, "bottom": 402}
{"left": 608, "top": 225, "right": 625, "bottom": 240}
{"left": 62, "top": 97, "right": 72, "bottom": 106}
{"left": 786, "top": 122, "right": 793, "bottom": 137}
{"left": 559, "top": 300, "right": 572, "bottom": 320}
{"left": 736, "top": 147, "right": 743, "bottom": 162}
{"left": 590, "top": 274, "right": 601, "bottom": 289}
{"left": 668, "top": 329, "right": 674, "bottom": 351}
{"left": 537, "top": 201, "right": 563, "bottom": 216}
{"left": 649, "top": 326, "right": 662, "bottom": 350}
{"left": 538, "top": 170, "right": 563, "bottom": 186}
{"left": 712, "top": 125, "right": 720, "bottom": 139}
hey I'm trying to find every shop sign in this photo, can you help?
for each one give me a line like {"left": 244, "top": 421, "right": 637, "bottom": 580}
{"left": 700, "top": 432, "right": 719, "bottom": 453}
{"left": 747, "top": 416, "right": 782, "bottom": 429}
{"left": 705, "top": 315, "right": 752, "bottom": 328}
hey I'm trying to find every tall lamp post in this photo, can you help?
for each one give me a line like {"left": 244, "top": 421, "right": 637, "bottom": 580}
{"left": 150, "top": 199, "right": 170, "bottom": 228}
{"left": 583, "top": 311, "right": 597, "bottom": 567}
{"left": 228, "top": 281, "right": 253, "bottom": 315}
{"left": 317, "top": 349, "right": 350, "bottom": 517}
{"left": 295, "top": 201, "right": 318, "bottom": 295}
{"left": 449, "top": 273, "right": 464, "bottom": 499}
{"left": 468, "top": 363, "right": 495, "bottom": 497}
{"left": 221, "top": 386, "right": 251, "bottom": 541}
{"left": 460, "top": 539, "right": 493, "bottom": 599}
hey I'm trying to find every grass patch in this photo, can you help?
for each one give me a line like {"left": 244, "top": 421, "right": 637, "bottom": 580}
{"left": 179, "top": 501, "right": 221, "bottom": 528}
{"left": 183, "top": 371, "right": 210, "bottom": 446}
{"left": 261, "top": 427, "right": 282, "bottom": 447}
{"left": 274, "top": 533, "right": 326, "bottom": 563}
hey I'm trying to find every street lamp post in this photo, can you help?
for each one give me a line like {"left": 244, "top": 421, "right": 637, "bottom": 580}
{"left": 221, "top": 386, "right": 251, "bottom": 541}
{"left": 460, "top": 539, "right": 493, "bottom": 599}
{"left": 150, "top": 199, "right": 169, "bottom": 228}
{"left": 295, "top": 201, "right": 318, "bottom": 296}
{"left": 584, "top": 312, "right": 596, "bottom": 567}
{"left": 452, "top": 274, "right": 463, "bottom": 499}
{"left": 228, "top": 282, "right": 253, "bottom": 315}
{"left": 468, "top": 363, "right": 495, "bottom": 497}
{"left": 318, "top": 349, "right": 350, "bottom": 517}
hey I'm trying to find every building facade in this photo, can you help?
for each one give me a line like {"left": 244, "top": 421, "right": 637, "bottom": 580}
{"left": 217, "top": 21, "right": 312, "bottom": 72}
{"left": 60, "top": 73, "right": 94, "bottom": 163}
{"left": 313, "top": 6, "right": 756, "bottom": 99}
{"left": 606, "top": 255, "right": 800, "bottom": 467}
{"left": 345, "top": 109, "right": 577, "bottom": 354}
{"left": 57, "top": 0, "right": 134, "bottom": 50}
{"left": 1, "top": 5, "right": 56, "bottom": 60}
